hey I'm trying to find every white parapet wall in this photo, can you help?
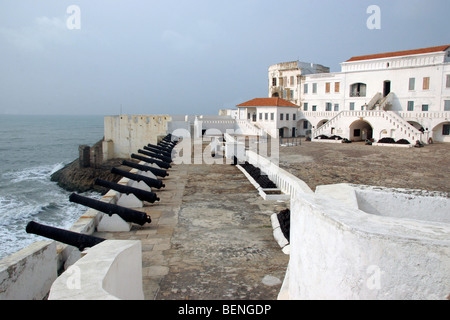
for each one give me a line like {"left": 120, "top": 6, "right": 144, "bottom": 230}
{"left": 48, "top": 240, "right": 144, "bottom": 300}
{"left": 246, "top": 150, "right": 450, "bottom": 300}
{"left": 0, "top": 241, "right": 57, "bottom": 300}
{"left": 288, "top": 192, "right": 450, "bottom": 300}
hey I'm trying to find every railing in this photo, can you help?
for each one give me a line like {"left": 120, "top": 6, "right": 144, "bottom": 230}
{"left": 279, "top": 137, "right": 302, "bottom": 146}
{"left": 367, "top": 92, "right": 382, "bottom": 110}
{"left": 312, "top": 110, "right": 424, "bottom": 142}
{"left": 312, "top": 111, "right": 345, "bottom": 137}
{"left": 398, "top": 111, "right": 450, "bottom": 120}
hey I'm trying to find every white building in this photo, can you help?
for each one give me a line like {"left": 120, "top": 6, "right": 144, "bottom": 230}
{"left": 268, "top": 44, "right": 450, "bottom": 143}
{"left": 236, "top": 97, "right": 300, "bottom": 138}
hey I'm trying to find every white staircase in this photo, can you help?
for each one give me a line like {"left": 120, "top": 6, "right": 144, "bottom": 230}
{"left": 313, "top": 110, "right": 424, "bottom": 143}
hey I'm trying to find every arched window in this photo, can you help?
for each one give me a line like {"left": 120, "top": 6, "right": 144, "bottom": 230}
{"left": 350, "top": 83, "right": 367, "bottom": 97}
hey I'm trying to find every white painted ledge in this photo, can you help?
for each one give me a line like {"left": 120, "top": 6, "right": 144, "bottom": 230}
{"left": 48, "top": 240, "right": 144, "bottom": 300}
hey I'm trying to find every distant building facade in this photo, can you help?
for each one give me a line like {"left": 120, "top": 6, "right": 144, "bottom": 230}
{"left": 265, "top": 45, "right": 450, "bottom": 143}
{"left": 236, "top": 97, "right": 299, "bottom": 138}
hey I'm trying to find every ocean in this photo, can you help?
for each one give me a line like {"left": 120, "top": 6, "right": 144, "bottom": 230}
{"left": 0, "top": 115, "right": 105, "bottom": 261}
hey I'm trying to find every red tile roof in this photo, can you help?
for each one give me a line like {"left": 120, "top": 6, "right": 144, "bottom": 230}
{"left": 237, "top": 97, "right": 299, "bottom": 108}
{"left": 345, "top": 45, "right": 450, "bottom": 62}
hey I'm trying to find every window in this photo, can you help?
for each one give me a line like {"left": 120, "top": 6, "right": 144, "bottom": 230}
{"left": 325, "top": 82, "right": 331, "bottom": 93}
{"left": 444, "top": 100, "right": 450, "bottom": 111}
{"left": 422, "top": 105, "right": 429, "bottom": 112}
{"left": 326, "top": 103, "right": 332, "bottom": 111}
{"left": 247, "top": 113, "right": 251, "bottom": 120}
{"left": 407, "top": 101, "right": 414, "bottom": 111}
{"left": 290, "top": 90, "right": 294, "bottom": 100}
{"left": 270, "top": 113, "right": 274, "bottom": 121}
{"left": 350, "top": 83, "right": 367, "bottom": 97}
{"left": 279, "top": 78, "right": 284, "bottom": 86}
{"left": 443, "top": 124, "right": 450, "bottom": 136}
{"left": 312, "top": 105, "right": 317, "bottom": 111}
{"left": 290, "top": 76, "right": 295, "bottom": 86}
{"left": 286, "top": 114, "right": 290, "bottom": 121}
{"left": 423, "top": 77, "right": 430, "bottom": 90}
{"left": 304, "top": 84, "right": 308, "bottom": 94}
{"left": 293, "top": 114, "right": 296, "bottom": 121}
{"left": 350, "top": 102, "right": 355, "bottom": 111}
{"left": 447, "top": 75, "right": 450, "bottom": 88}
{"left": 335, "top": 82, "right": 340, "bottom": 93}
{"left": 272, "top": 78, "right": 277, "bottom": 86}
{"left": 283, "top": 89, "right": 287, "bottom": 99}
{"left": 265, "top": 113, "right": 269, "bottom": 120}
{"left": 409, "top": 78, "right": 415, "bottom": 91}
{"left": 312, "top": 83, "right": 317, "bottom": 94}
{"left": 280, "top": 114, "right": 284, "bottom": 121}
{"left": 304, "top": 103, "right": 308, "bottom": 111}
{"left": 334, "top": 104, "right": 339, "bottom": 111}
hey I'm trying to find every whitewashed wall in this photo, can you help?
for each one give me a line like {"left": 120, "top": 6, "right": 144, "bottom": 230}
{"left": 246, "top": 151, "right": 450, "bottom": 300}
{"left": 103, "top": 115, "right": 171, "bottom": 160}
{"left": 0, "top": 241, "right": 57, "bottom": 300}
{"left": 288, "top": 192, "right": 450, "bottom": 300}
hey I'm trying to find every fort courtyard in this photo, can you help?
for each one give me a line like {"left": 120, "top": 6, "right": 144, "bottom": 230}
{"left": 279, "top": 141, "right": 449, "bottom": 194}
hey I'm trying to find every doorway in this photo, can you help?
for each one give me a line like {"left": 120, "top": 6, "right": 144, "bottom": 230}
{"left": 383, "top": 80, "right": 391, "bottom": 97}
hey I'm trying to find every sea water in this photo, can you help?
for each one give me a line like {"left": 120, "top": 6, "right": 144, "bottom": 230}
{"left": 0, "top": 115, "right": 105, "bottom": 260}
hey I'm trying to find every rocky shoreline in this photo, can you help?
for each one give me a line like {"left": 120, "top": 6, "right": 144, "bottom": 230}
{"left": 50, "top": 158, "right": 131, "bottom": 194}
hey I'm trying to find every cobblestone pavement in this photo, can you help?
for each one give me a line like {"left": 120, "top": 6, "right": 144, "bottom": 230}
{"left": 95, "top": 163, "right": 289, "bottom": 300}
{"left": 279, "top": 141, "right": 450, "bottom": 194}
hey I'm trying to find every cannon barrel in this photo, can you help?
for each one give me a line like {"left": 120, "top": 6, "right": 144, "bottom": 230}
{"left": 122, "top": 160, "right": 169, "bottom": 178}
{"left": 94, "top": 178, "right": 160, "bottom": 203}
{"left": 26, "top": 221, "right": 105, "bottom": 251}
{"left": 147, "top": 143, "right": 173, "bottom": 152}
{"left": 143, "top": 145, "right": 172, "bottom": 158}
{"left": 69, "top": 193, "right": 152, "bottom": 226}
{"left": 131, "top": 154, "right": 171, "bottom": 169}
{"left": 159, "top": 140, "right": 175, "bottom": 148}
{"left": 138, "top": 149, "right": 172, "bottom": 163}
{"left": 111, "top": 167, "right": 165, "bottom": 189}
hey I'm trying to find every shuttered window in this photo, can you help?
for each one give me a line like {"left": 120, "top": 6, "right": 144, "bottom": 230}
{"left": 447, "top": 75, "right": 450, "bottom": 88}
{"left": 423, "top": 77, "right": 430, "bottom": 90}
{"left": 325, "top": 82, "right": 331, "bottom": 93}
{"left": 335, "top": 82, "right": 340, "bottom": 93}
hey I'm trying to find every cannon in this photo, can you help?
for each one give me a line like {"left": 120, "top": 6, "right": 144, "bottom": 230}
{"left": 159, "top": 140, "right": 175, "bottom": 148}
{"left": 143, "top": 145, "right": 172, "bottom": 158}
{"left": 122, "top": 160, "right": 169, "bottom": 178}
{"left": 147, "top": 143, "right": 173, "bottom": 153}
{"left": 26, "top": 221, "right": 105, "bottom": 251}
{"left": 131, "top": 154, "right": 171, "bottom": 169}
{"left": 138, "top": 149, "right": 172, "bottom": 163}
{"left": 111, "top": 167, "right": 165, "bottom": 189}
{"left": 69, "top": 193, "right": 152, "bottom": 226}
{"left": 94, "top": 178, "right": 160, "bottom": 203}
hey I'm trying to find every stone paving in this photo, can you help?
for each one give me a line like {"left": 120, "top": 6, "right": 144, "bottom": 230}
{"left": 93, "top": 139, "right": 449, "bottom": 300}
{"left": 94, "top": 162, "right": 289, "bottom": 300}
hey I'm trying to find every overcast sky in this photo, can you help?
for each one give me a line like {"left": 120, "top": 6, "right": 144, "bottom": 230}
{"left": 0, "top": 0, "right": 449, "bottom": 116}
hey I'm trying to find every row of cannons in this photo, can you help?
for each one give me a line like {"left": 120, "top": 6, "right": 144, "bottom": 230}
{"left": 26, "top": 134, "right": 178, "bottom": 252}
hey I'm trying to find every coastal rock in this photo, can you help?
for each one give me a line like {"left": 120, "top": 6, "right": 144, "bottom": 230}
{"left": 50, "top": 158, "right": 130, "bottom": 193}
